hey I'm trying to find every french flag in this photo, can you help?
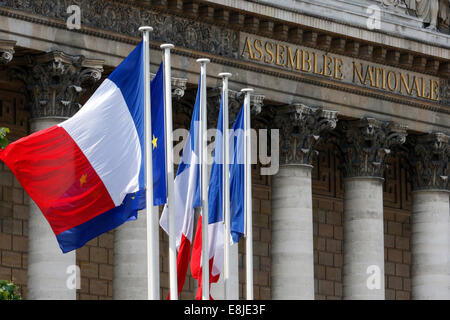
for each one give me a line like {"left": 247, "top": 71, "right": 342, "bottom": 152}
{"left": 229, "top": 104, "right": 246, "bottom": 244}
{"left": 190, "top": 94, "right": 225, "bottom": 300}
{"left": 160, "top": 76, "right": 202, "bottom": 298}
{"left": 0, "top": 42, "right": 164, "bottom": 253}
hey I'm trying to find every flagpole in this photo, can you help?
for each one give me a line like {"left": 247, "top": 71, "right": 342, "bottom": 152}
{"left": 241, "top": 88, "right": 254, "bottom": 300}
{"left": 197, "top": 58, "right": 210, "bottom": 300}
{"left": 161, "top": 44, "right": 178, "bottom": 300}
{"left": 139, "top": 26, "right": 159, "bottom": 300}
{"left": 219, "top": 72, "right": 232, "bottom": 300}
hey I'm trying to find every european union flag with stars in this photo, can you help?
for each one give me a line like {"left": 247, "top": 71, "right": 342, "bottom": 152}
{"left": 151, "top": 63, "right": 167, "bottom": 206}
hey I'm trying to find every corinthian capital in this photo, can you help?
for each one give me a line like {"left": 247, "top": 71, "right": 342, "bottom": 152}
{"left": 409, "top": 132, "right": 449, "bottom": 191}
{"left": 8, "top": 51, "right": 104, "bottom": 119}
{"left": 336, "top": 117, "right": 407, "bottom": 178}
{"left": 151, "top": 72, "right": 187, "bottom": 100}
{"left": 248, "top": 93, "right": 265, "bottom": 116}
{"left": 275, "top": 104, "right": 338, "bottom": 166}
{"left": 0, "top": 40, "right": 16, "bottom": 64}
{"left": 207, "top": 87, "right": 265, "bottom": 128}
{"left": 230, "top": 89, "right": 265, "bottom": 116}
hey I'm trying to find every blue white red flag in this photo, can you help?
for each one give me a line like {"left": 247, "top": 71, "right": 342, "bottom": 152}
{"left": 160, "top": 76, "right": 202, "bottom": 298}
{"left": 191, "top": 95, "right": 225, "bottom": 300}
{"left": 0, "top": 42, "right": 166, "bottom": 253}
{"left": 229, "top": 104, "right": 246, "bottom": 244}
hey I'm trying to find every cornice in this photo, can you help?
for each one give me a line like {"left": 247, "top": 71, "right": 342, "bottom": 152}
{"left": 0, "top": 1, "right": 448, "bottom": 117}
{"left": 200, "top": 0, "right": 450, "bottom": 53}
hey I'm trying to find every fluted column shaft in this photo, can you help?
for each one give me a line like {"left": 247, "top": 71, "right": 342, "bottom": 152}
{"left": 409, "top": 132, "right": 450, "bottom": 300}
{"left": 411, "top": 191, "right": 449, "bottom": 299}
{"left": 343, "top": 177, "right": 385, "bottom": 299}
{"left": 336, "top": 118, "right": 407, "bottom": 300}
{"left": 272, "top": 164, "right": 314, "bottom": 299}
{"left": 113, "top": 211, "right": 149, "bottom": 299}
{"left": 271, "top": 104, "right": 337, "bottom": 299}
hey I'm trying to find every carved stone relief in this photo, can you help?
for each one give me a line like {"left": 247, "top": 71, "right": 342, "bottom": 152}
{"left": 8, "top": 51, "right": 104, "bottom": 119}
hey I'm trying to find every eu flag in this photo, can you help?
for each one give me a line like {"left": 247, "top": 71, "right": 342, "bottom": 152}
{"left": 151, "top": 63, "right": 167, "bottom": 206}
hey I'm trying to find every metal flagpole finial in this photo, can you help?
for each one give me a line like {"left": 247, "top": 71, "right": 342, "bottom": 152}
{"left": 161, "top": 43, "right": 174, "bottom": 50}
{"left": 219, "top": 72, "right": 232, "bottom": 78}
{"left": 241, "top": 88, "right": 254, "bottom": 94}
{"left": 138, "top": 26, "right": 154, "bottom": 33}
{"left": 196, "top": 58, "right": 210, "bottom": 64}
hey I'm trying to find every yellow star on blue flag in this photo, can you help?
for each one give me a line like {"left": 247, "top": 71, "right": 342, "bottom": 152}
{"left": 150, "top": 63, "right": 167, "bottom": 206}
{"left": 152, "top": 134, "right": 158, "bottom": 150}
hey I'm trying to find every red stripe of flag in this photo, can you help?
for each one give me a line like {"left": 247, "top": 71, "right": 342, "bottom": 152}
{"left": 191, "top": 215, "right": 220, "bottom": 300}
{"left": 0, "top": 125, "right": 115, "bottom": 235}
{"left": 167, "top": 233, "right": 192, "bottom": 300}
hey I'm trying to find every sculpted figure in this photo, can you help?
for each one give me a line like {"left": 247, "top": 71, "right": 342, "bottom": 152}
{"left": 406, "top": 0, "right": 449, "bottom": 30}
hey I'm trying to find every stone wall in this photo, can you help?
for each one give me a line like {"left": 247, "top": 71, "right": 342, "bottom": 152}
{"left": 0, "top": 79, "right": 30, "bottom": 298}
{"left": 384, "top": 208, "right": 411, "bottom": 300}
{"left": 311, "top": 143, "right": 412, "bottom": 300}
{"left": 0, "top": 163, "right": 29, "bottom": 298}
{"left": 75, "top": 232, "right": 114, "bottom": 300}
{"left": 312, "top": 196, "right": 344, "bottom": 299}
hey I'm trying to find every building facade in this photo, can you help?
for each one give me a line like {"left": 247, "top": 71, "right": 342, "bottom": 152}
{"left": 0, "top": 0, "right": 449, "bottom": 300}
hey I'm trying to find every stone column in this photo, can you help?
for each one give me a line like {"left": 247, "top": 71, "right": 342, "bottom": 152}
{"left": 409, "top": 132, "right": 449, "bottom": 300}
{"left": 336, "top": 118, "right": 407, "bottom": 300}
{"left": 0, "top": 40, "right": 15, "bottom": 64}
{"left": 271, "top": 104, "right": 337, "bottom": 299}
{"left": 113, "top": 75, "right": 186, "bottom": 300}
{"left": 10, "top": 51, "right": 103, "bottom": 299}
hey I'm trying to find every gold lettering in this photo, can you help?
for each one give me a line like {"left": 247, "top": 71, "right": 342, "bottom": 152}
{"left": 353, "top": 62, "right": 365, "bottom": 84}
{"left": 364, "top": 66, "right": 376, "bottom": 87}
{"left": 399, "top": 73, "right": 411, "bottom": 95}
{"left": 313, "top": 52, "right": 321, "bottom": 75}
{"left": 381, "top": 68, "right": 387, "bottom": 90}
{"left": 373, "top": 67, "right": 380, "bottom": 88}
{"left": 264, "top": 41, "right": 275, "bottom": 64}
{"left": 276, "top": 44, "right": 286, "bottom": 66}
{"left": 322, "top": 55, "right": 333, "bottom": 77}
{"left": 421, "top": 77, "right": 428, "bottom": 99}
{"left": 253, "top": 39, "right": 264, "bottom": 61}
{"left": 241, "top": 37, "right": 255, "bottom": 60}
{"left": 426, "top": 79, "right": 433, "bottom": 99}
{"left": 411, "top": 76, "right": 421, "bottom": 97}
{"left": 387, "top": 71, "right": 398, "bottom": 91}
{"left": 302, "top": 50, "right": 312, "bottom": 72}
{"left": 286, "top": 47, "right": 301, "bottom": 70}
{"left": 334, "top": 58, "right": 344, "bottom": 80}
{"left": 430, "top": 80, "right": 439, "bottom": 101}
{"left": 241, "top": 37, "right": 444, "bottom": 102}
